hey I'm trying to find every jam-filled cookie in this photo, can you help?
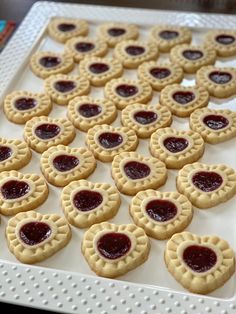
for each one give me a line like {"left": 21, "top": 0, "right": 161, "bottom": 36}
{"left": 150, "top": 127, "right": 204, "bottom": 169}
{"left": 65, "top": 37, "right": 108, "bottom": 62}
{"left": 204, "top": 30, "right": 236, "bottom": 57}
{"left": 4, "top": 91, "right": 52, "bottom": 124}
{"left": 190, "top": 108, "right": 236, "bottom": 144}
{"left": 0, "top": 138, "right": 31, "bottom": 172}
{"left": 82, "top": 222, "right": 150, "bottom": 278}
{"left": 114, "top": 40, "right": 158, "bottom": 69}
{"left": 6, "top": 211, "right": 71, "bottom": 264}
{"left": 61, "top": 180, "right": 120, "bottom": 228}
{"left": 24, "top": 116, "right": 76, "bottom": 153}
{"left": 30, "top": 51, "right": 74, "bottom": 79}
{"left": 130, "top": 190, "right": 193, "bottom": 240}
{"left": 41, "top": 145, "right": 96, "bottom": 187}
{"left": 44, "top": 74, "right": 90, "bottom": 106}
{"left": 0, "top": 170, "right": 48, "bottom": 216}
{"left": 48, "top": 17, "right": 88, "bottom": 43}
{"left": 78, "top": 57, "right": 123, "bottom": 87}
{"left": 177, "top": 162, "right": 236, "bottom": 209}
{"left": 196, "top": 66, "right": 236, "bottom": 98}
{"left": 86, "top": 124, "right": 138, "bottom": 162}
{"left": 121, "top": 103, "right": 172, "bottom": 139}
{"left": 170, "top": 44, "right": 216, "bottom": 74}
{"left": 112, "top": 152, "right": 167, "bottom": 196}
{"left": 160, "top": 84, "right": 209, "bottom": 117}
{"left": 138, "top": 61, "right": 183, "bottom": 91}
{"left": 104, "top": 78, "right": 152, "bottom": 110}
{"left": 98, "top": 22, "right": 139, "bottom": 47}
{"left": 165, "top": 232, "right": 235, "bottom": 294}
{"left": 67, "top": 96, "right": 117, "bottom": 132}
{"left": 149, "top": 25, "right": 192, "bottom": 52}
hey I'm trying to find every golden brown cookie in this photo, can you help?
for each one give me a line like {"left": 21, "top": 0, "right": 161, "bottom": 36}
{"left": 204, "top": 30, "right": 236, "bottom": 57}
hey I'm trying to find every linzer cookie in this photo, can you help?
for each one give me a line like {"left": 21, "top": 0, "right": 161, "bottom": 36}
{"left": 204, "top": 30, "right": 236, "bottom": 57}
{"left": 160, "top": 84, "right": 209, "bottom": 117}
{"left": 61, "top": 180, "right": 120, "bottom": 228}
{"left": 177, "top": 162, "right": 236, "bottom": 209}
{"left": 82, "top": 222, "right": 150, "bottom": 278}
{"left": 165, "top": 232, "right": 235, "bottom": 294}
{"left": 150, "top": 128, "right": 204, "bottom": 169}
{"left": 130, "top": 190, "right": 193, "bottom": 240}
{"left": 190, "top": 108, "right": 236, "bottom": 144}
{"left": 6, "top": 211, "right": 71, "bottom": 264}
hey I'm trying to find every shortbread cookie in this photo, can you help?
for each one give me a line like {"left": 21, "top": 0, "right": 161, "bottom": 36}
{"left": 104, "top": 78, "right": 152, "bottom": 110}
{"left": 61, "top": 180, "right": 120, "bottom": 228}
{"left": 138, "top": 61, "right": 183, "bottom": 91}
{"left": 0, "top": 138, "right": 31, "bottom": 172}
{"left": 44, "top": 74, "right": 90, "bottom": 105}
{"left": 121, "top": 103, "right": 172, "bottom": 139}
{"left": 6, "top": 211, "right": 71, "bottom": 264}
{"left": 78, "top": 57, "right": 123, "bottom": 87}
{"left": 65, "top": 37, "right": 108, "bottom": 62}
{"left": 48, "top": 17, "right": 88, "bottom": 43}
{"left": 196, "top": 66, "right": 236, "bottom": 98}
{"left": 190, "top": 108, "right": 236, "bottom": 144}
{"left": 176, "top": 162, "right": 236, "bottom": 209}
{"left": 165, "top": 232, "right": 235, "bottom": 294}
{"left": 150, "top": 128, "right": 204, "bottom": 169}
{"left": 204, "top": 30, "right": 236, "bottom": 57}
{"left": 4, "top": 91, "right": 52, "bottom": 124}
{"left": 170, "top": 44, "right": 216, "bottom": 74}
{"left": 30, "top": 51, "right": 74, "bottom": 79}
{"left": 98, "top": 22, "right": 139, "bottom": 47}
{"left": 149, "top": 25, "right": 192, "bottom": 52}
{"left": 41, "top": 145, "right": 96, "bottom": 187}
{"left": 86, "top": 124, "right": 138, "bottom": 162}
{"left": 0, "top": 170, "right": 48, "bottom": 216}
{"left": 24, "top": 116, "right": 75, "bottom": 153}
{"left": 112, "top": 152, "right": 167, "bottom": 196}
{"left": 130, "top": 190, "right": 193, "bottom": 240}
{"left": 114, "top": 40, "right": 158, "bottom": 69}
{"left": 160, "top": 84, "right": 209, "bottom": 117}
{"left": 67, "top": 96, "right": 117, "bottom": 132}
{"left": 82, "top": 222, "right": 150, "bottom": 278}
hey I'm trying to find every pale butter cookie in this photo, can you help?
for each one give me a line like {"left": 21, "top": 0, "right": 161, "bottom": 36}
{"left": 204, "top": 30, "right": 236, "bottom": 57}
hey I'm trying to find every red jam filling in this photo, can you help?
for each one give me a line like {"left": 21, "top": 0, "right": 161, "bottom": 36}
{"left": 0, "top": 146, "right": 12, "bottom": 162}
{"left": 124, "top": 161, "right": 151, "bottom": 180}
{"left": 203, "top": 114, "right": 229, "bottom": 130}
{"left": 108, "top": 28, "right": 126, "bottom": 37}
{"left": 78, "top": 103, "right": 102, "bottom": 118}
{"left": 73, "top": 190, "right": 103, "bottom": 211}
{"left": 98, "top": 132, "right": 123, "bottom": 149}
{"left": 39, "top": 56, "right": 61, "bottom": 68}
{"left": 150, "top": 67, "right": 171, "bottom": 79}
{"left": 53, "top": 155, "right": 79, "bottom": 172}
{"left": 209, "top": 71, "right": 232, "bottom": 84}
{"left": 1, "top": 180, "right": 30, "bottom": 199}
{"left": 14, "top": 97, "right": 37, "bottom": 111}
{"left": 134, "top": 111, "right": 158, "bottom": 125}
{"left": 75, "top": 42, "right": 95, "bottom": 52}
{"left": 54, "top": 80, "right": 76, "bottom": 93}
{"left": 57, "top": 23, "right": 76, "bottom": 32}
{"left": 163, "top": 137, "right": 189, "bottom": 153}
{"left": 146, "top": 199, "right": 177, "bottom": 222}
{"left": 182, "top": 50, "right": 203, "bottom": 60}
{"left": 183, "top": 245, "right": 217, "bottom": 273}
{"left": 20, "top": 222, "right": 52, "bottom": 246}
{"left": 116, "top": 84, "right": 138, "bottom": 97}
{"left": 97, "top": 232, "right": 131, "bottom": 259}
{"left": 173, "top": 91, "right": 195, "bottom": 104}
{"left": 89, "top": 63, "right": 109, "bottom": 74}
{"left": 125, "top": 45, "right": 145, "bottom": 56}
{"left": 192, "top": 171, "right": 223, "bottom": 192}
{"left": 216, "top": 34, "right": 235, "bottom": 45}
{"left": 35, "top": 123, "right": 61, "bottom": 140}
{"left": 159, "top": 30, "right": 179, "bottom": 40}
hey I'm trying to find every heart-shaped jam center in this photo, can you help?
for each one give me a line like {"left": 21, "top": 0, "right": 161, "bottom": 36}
{"left": 124, "top": 161, "right": 151, "bottom": 180}
{"left": 216, "top": 34, "right": 235, "bottom": 45}
{"left": 57, "top": 23, "right": 76, "bottom": 32}
{"left": 97, "top": 232, "right": 131, "bottom": 259}
{"left": 89, "top": 63, "right": 109, "bottom": 74}
{"left": 203, "top": 114, "right": 229, "bottom": 130}
{"left": 192, "top": 171, "right": 223, "bottom": 192}
{"left": 159, "top": 30, "right": 179, "bottom": 40}
{"left": 75, "top": 42, "right": 95, "bottom": 52}
{"left": 134, "top": 111, "right": 158, "bottom": 125}
{"left": 35, "top": 123, "right": 61, "bottom": 140}
{"left": 108, "top": 27, "right": 126, "bottom": 37}
{"left": 39, "top": 56, "right": 61, "bottom": 68}
{"left": 20, "top": 222, "right": 52, "bottom": 246}
{"left": 0, "top": 146, "right": 12, "bottom": 162}
{"left": 173, "top": 91, "right": 195, "bottom": 104}
{"left": 146, "top": 199, "right": 177, "bottom": 222}
{"left": 183, "top": 245, "right": 217, "bottom": 273}
{"left": 78, "top": 103, "right": 102, "bottom": 118}
{"left": 1, "top": 180, "right": 30, "bottom": 199}
{"left": 150, "top": 67, "right": 171, "bottom": 79}
{"left": 98, "top": 132, "right": 123, "bottom": 149}
{"left": 73, "top": 190, "right": 103, "bottom": 211}
{"left": 14, "top": 97, "right": 37, "bottom": 111}
{"left": 53, "top": 154, "right": 79, "bottom": 172}
{"left": 54, "top": 80, "right": 76, "bottom": 93}
{"left": 209, "top": 71, "right": 232, "bottom": 84}
{"left": 116, "top": 84, "right": 138, "bottom": 98}
{"left": 182, "top": 50, "right": 203, "bottom": 60}
{"left": 163, "top": 137, "right": 189, "bottom": 153}
{"left": 125, "top": 45, "right": 145, "bottom": 56}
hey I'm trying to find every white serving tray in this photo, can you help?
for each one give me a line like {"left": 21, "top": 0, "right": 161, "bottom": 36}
{"left": 0, "top": 2, "right": 236, "bottom": 313}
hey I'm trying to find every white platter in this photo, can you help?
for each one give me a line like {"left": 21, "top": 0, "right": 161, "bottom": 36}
{"left": 0, "top": 2, "right": 236, "bottom": 313}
